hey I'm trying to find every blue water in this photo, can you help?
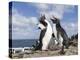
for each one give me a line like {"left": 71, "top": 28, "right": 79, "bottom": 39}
{"left": 12, "top": 39, "right": 38, "bottom": 48}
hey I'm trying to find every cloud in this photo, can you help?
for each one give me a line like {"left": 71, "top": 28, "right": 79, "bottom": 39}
{"left": 35, "top": 3, "right": 49, "bottom": 11}
{"left": 34, "top": 4, "right": 75, "bottom": 20}
{"left": 11, "top": 8, "right": 40, "bottom": 39}
{"left": 61, "top": 21, "right": 78, "bottom": 37}
{"left": 12, "top": 8, "right": 38, "bottom": 26}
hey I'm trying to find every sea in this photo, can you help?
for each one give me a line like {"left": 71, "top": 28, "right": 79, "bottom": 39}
{"left": 12, "top": 39, "right": 38, "bottom": 48}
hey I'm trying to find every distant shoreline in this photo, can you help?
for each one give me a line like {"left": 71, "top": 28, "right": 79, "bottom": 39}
{"left": 9, "top": 47, "right": 33, "bottom": 49}
{"left": 9, "top": 39, "right": 39, "bottom": 40}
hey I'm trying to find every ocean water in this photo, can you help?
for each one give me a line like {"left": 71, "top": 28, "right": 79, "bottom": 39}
{"left": 12, "top": 39, "right": 38, "bottom": 48}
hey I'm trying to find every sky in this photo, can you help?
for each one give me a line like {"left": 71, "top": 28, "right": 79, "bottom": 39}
{"left": 9, "top": 1, "right": 78, "bottom": 39}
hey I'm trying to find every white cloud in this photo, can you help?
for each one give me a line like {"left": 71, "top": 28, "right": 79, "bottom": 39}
{"left": 12, "top": 9, "right": 38, "bottom": 26}
{"left": 29, "top": 17, "right": 38, "bottom": 25}
{"left": 49, "top": 5, "right": 65, "bottom": 19}
{"left": 61, "top": 22, "right": 78, "bottom": 37}
{"left": 35, "top": 4, "right": 75, "bottom": 20}
{"left": 11, "top": 8, "right": 39, "bottom": 39}
{"left": 35, "top": 3, "right": 49, "bottom": 11}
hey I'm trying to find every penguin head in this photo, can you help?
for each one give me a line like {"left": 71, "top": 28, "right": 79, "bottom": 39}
{"left": 38, "top": 15, "right": 47, "bottom": 30}
{"left": 50, "top": 15, "right": 60, "bottom": 24}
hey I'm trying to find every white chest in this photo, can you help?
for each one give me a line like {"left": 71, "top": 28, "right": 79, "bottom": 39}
{"left": 53, "top": 24, "right": 57, "bottom": 38}
{"left": 42, "top": 20, "right": 53, "bottom": 50}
